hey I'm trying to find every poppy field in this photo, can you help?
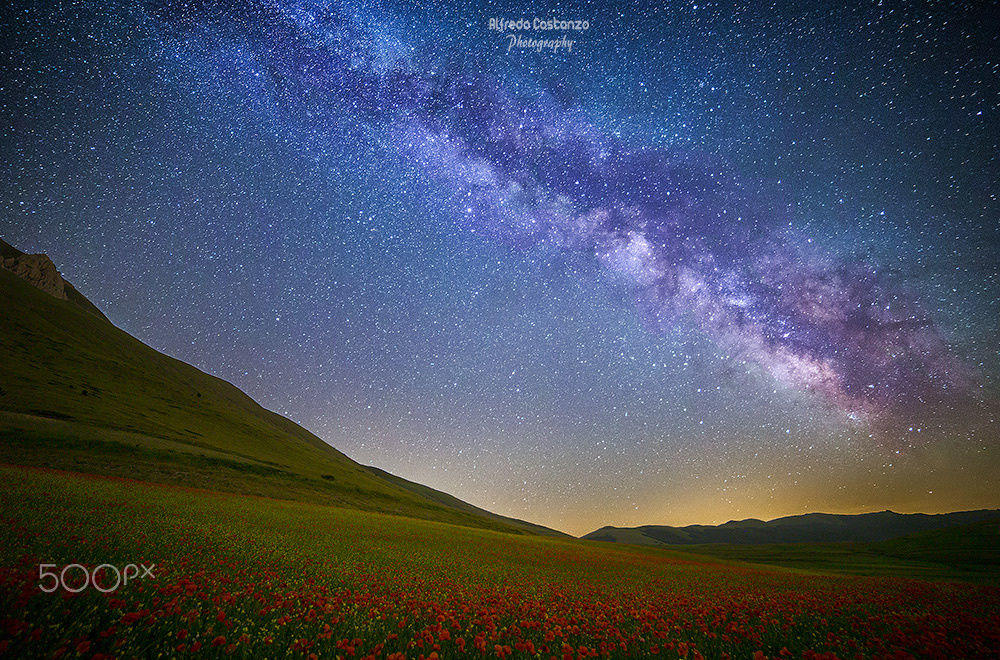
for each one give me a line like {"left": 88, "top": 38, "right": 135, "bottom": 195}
{"left": 1, "top": 464, "right": 999, "bottom": 659}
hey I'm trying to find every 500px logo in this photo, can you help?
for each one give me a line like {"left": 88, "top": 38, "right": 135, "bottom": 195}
{"left": 38, "top": 563, "right": 155, "bottom": 593}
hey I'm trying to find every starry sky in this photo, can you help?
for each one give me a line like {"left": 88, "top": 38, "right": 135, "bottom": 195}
{"left": 2, "top": 0, "right": 998, "bottom": 535}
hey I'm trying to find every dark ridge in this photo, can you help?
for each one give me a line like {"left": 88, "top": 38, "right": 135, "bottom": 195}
{"left": 584, "top": 509, "right": 1000, "bottom": 545}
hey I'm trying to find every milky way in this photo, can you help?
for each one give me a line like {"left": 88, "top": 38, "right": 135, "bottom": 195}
{"left": 4, "top": 0, "right": 998, "bottom": 532}
{"left": 150, "top": 0, "right": 976, "bottom": 437}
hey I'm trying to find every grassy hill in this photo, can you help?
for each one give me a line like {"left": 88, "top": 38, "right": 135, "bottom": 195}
{"left": 625, "top": 518, "right": 1000, "bottom": 582}
{"left": 0, "top": 242, "right": 563, "bottom": 536}
{"left": 871, "top": 517, "right": 1000, "bottom": 567}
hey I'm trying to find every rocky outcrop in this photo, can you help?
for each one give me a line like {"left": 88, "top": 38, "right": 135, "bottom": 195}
{"left": 1, "top": 252, "right": 68, "bottom": 300}
{"left": 0, "top": 238, "right": 107, "bottom": 319}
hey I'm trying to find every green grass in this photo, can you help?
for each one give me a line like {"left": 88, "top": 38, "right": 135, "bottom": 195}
{"left": 871, "top": 518, "right": 1000, "bottom": 566}
{"left": 664, "top": 521, "right": 1000, "bottom": 583}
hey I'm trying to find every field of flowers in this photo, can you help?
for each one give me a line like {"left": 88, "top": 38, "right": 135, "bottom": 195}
{"left": 1, "top": 464, "right": 998, "bottom": 659}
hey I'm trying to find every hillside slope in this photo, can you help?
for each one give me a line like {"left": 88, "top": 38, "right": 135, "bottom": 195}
{"left": 584, "top": 509, "right": 1000, "bottom": 546}
{"left": 871, "top": 517, "right": 1000, "bottom": 567}
{"left": 650, "top": 518, "right": 1000, "bottom": 581}
{"left": 364, "top": 465, "right": 568, "bottom": 537}
{"left": 0, "top": 241, "right": 559, "bottom": 535}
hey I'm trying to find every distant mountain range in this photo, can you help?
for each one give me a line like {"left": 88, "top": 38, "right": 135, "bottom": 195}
{"left": 0, "top": 238, "right": 566, "bottom": 537}
{"left": 584, "top": 509, "right": 1000, "bottom": 545}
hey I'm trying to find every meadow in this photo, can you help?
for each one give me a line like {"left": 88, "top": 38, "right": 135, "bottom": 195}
{"left": 670, "top": 520, "right": 1000, "bottom": 583}
{"left": 2, "top": 464, "right": 999, "bottom": 659}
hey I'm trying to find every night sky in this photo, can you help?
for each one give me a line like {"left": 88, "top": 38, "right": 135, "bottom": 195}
{"left": 2, "top": 0, "right": 998, "bottom": 535}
